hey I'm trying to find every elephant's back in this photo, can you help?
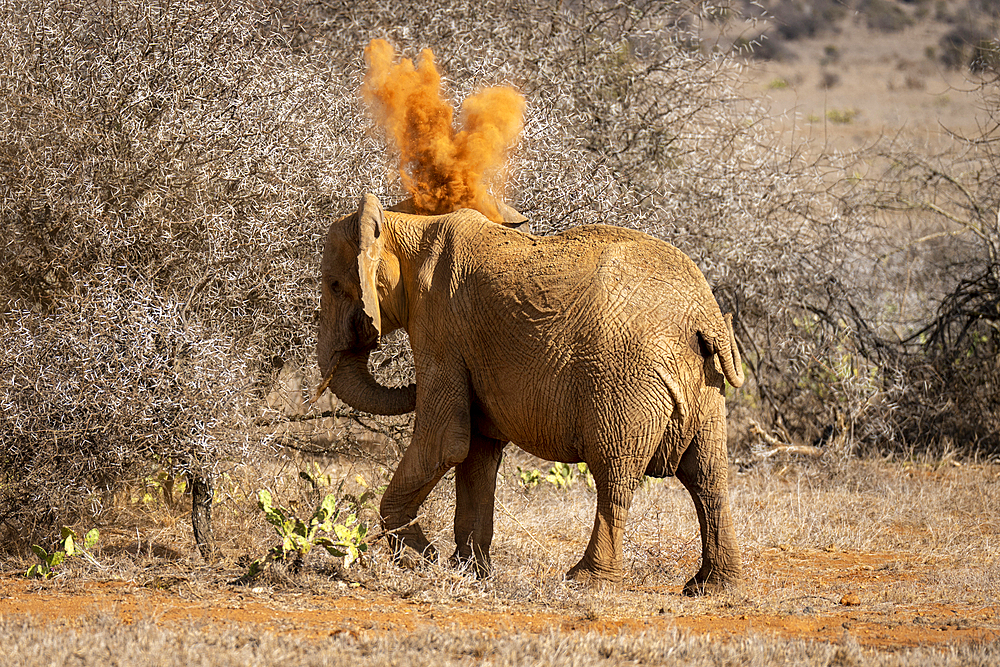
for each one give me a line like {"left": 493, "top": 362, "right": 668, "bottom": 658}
{"left": 453, "top": 222, "right": 726, "bottom": 457}
{"left": 464, "top": 222, "right": 722, "bottom": 364}
{"left": 465, "top": 222, "right": 720, "bottom": 325}
{"left": 545, "top": 225, "right": 717, "bottom": 316}
{"left": 530, "top": 225, "right": 709, "bottom": 284}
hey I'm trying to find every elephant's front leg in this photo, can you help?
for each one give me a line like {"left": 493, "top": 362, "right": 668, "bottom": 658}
{"left": 452, "top": 432, "right": 505, "bottom": 577}
{"left": 676, "top": 392, "right": 742, "bottom": 595}
{"left": 379, "top": 375, "right": 472, "bottom": 565}
{"left": 379, "top": 442, "right": 449, "bottom": 562}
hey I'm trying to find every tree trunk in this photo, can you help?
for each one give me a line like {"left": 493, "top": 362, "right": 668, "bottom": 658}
{"left": 191, "top": 473, "right": 214, "bottom": 560}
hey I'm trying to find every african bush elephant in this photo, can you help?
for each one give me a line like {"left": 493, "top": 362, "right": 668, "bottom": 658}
{"left": 316, "top": 193, "right": 745, "bottom": 594}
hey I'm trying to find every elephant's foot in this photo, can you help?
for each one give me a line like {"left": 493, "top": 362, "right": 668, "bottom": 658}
{"left": 682, "top": 567, "right": 742, "bottom": 596}
{"left": 386, "top": 525, "right": 439, "bottom": 565}
{"left": 565, "top": 558, "right": 622, "bottom": 588}
{"left": 449, "top": 549, "right": 492, "bottom": 578}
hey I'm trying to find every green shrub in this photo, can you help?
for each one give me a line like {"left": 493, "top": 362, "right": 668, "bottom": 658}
{"left": 245, "top": 487, "right": 371, "bottom": 579}
{"left": 826, "top": 108, "right": 859, "bottom": 124}
{"left": 26, "top": 527, "right": 100, "bottom": 579}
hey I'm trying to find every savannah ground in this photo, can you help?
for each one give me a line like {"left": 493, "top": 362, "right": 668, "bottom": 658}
{"left": 2, "top": 452, "right": 998, "bottom": 665}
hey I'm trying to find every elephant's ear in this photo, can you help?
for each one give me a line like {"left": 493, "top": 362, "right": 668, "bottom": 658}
{"left": 357, "top": 193, "right": 384, "bottom": 339}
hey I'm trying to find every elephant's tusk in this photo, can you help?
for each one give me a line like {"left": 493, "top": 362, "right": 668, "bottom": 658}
{"left": 309, "top": 357, "right": 341, "bottom": 405}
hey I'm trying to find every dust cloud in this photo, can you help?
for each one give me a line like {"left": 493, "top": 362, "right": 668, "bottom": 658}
{"left": 362, "top": 39, "right": 525, "bottom": 223}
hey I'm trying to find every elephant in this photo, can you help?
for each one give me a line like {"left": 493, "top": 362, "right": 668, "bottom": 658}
{"left": 316, "top": 193, "right": 745, "bottom": 594}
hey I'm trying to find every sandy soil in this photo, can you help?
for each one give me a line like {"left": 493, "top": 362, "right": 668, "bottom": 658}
{"left": 3, "top": 545, "right": 996, "bottom": 651}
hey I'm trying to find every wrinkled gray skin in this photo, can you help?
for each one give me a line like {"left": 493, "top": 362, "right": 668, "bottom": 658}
{"left": 317, "top": 193, "right": 745, "bottom": 594}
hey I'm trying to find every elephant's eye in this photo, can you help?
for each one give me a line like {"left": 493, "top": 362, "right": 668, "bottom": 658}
{"left": 329, "top": 279, "right": 342, "bottom": 295}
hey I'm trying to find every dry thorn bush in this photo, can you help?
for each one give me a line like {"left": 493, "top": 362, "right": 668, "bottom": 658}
{"left": 841, "top": 127, "right": 1000, "bottom": 455}
{"left": 1, "top": 0, "right": 997, "bottom": 560}
{"left": 1, "top": 0, "right": 322, "bottom": 544}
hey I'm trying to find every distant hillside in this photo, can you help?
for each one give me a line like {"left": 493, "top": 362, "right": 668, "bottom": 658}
{"left": 720, "top": 0, "right": 998, "bottom": 72}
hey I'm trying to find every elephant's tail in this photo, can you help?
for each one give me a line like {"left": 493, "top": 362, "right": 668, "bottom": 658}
{"left": 701, "top": 313, "right": 745, "bottom": 389}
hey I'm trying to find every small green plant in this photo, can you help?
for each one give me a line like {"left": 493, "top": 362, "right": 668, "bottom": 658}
{"left": 26, "top": 527, "right": 100, "bottom": 579}
{"left": 518, "top": 462, "right": 595, "bottom": 491}
{"left": 243, "top": 475, "right": 378, "bottom": 581}
{"left": 825, "top": 108, "right": 858, "bottom": 124}
{"left": 258, "top": 489, "right": 368, "bottom": 567}
{"left": 517, "top": 466, "right": 543, "bottom": 489}
{"left": 545, "top": 462, "right": 577, "bottom": 489}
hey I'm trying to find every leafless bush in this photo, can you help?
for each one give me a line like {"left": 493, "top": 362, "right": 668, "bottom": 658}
{"left": 11, "top": 0, "right": 986, "bottom": 551}
{"left": 768, "top": 0, "right": 848, "bottom": 40}
{"left": 0, "top": 0, "right": 364, "bottom": 543}
{"left": 859, "top": 0, "right": 914, "bottom": 32}
{"left": 940, "top": 26, "right": 995, "bottom": 70}
{"left": 1, "top": 278, "right": 256, "bottom": 534}
{"left": 840, "top": 78, "right": 1000, "bottom": 455}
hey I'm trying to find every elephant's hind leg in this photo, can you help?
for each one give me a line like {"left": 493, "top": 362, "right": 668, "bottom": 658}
{"left": 565, "top": 447, "right": 647, "bottom": 585}
{"left": 676, "top": 392, "right": 742, "bottom": 595}
{"left": 452, "top": 432, "right": 505, "bottom": 577}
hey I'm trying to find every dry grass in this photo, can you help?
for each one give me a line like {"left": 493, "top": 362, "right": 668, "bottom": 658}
{"left": 3, "top": 455, "right": 998, "bottom": 665}
{"left": 2, "top": 613, "right": 998, "bottom": 667}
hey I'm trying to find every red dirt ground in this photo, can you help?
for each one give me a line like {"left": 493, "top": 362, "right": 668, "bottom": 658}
{"left": 2, "top": 547, "right": 997, "bottom": 651}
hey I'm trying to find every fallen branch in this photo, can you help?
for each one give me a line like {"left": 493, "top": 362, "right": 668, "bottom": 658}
{"left": 749, "top": 421, "right": 825, "bottom": 459}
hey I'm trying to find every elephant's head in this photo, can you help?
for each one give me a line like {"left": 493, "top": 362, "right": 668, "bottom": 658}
{"left": 387, "top": 195, "right": 531, "bottom": 233}
{"left": 316, "top": 193, "right": 416, "bottom": 415}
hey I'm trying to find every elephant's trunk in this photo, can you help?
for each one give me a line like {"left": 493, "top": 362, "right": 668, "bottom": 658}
{"left": 319, "top": 349, "right": 416, "bottom": 416}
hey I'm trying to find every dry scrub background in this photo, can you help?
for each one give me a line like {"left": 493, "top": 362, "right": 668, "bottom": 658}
{"left": 1, "top": 1, "right": 999, "bottom": 663}
{"left": 1, "top": 0, "right": 882, "bottom": 543}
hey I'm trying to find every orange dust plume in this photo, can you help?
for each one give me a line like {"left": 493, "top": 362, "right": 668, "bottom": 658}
{"left": 362, "top": 39, "right": 525, "bottom": 223}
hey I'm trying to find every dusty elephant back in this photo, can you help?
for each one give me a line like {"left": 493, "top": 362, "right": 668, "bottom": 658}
{"left": 553, "top": 225, "right": 745, "bottom": 389}
{"left": 428, "top": 218, "right": 737, "bottom": 380}
{"left": 384, "top": 213, "right": 743, "bottom": 390}
{"left": 420, "top": 218, "right": 731, "bottom": 344}
{"left": 522, "top": 224, "right": 728, "bottom": 334}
